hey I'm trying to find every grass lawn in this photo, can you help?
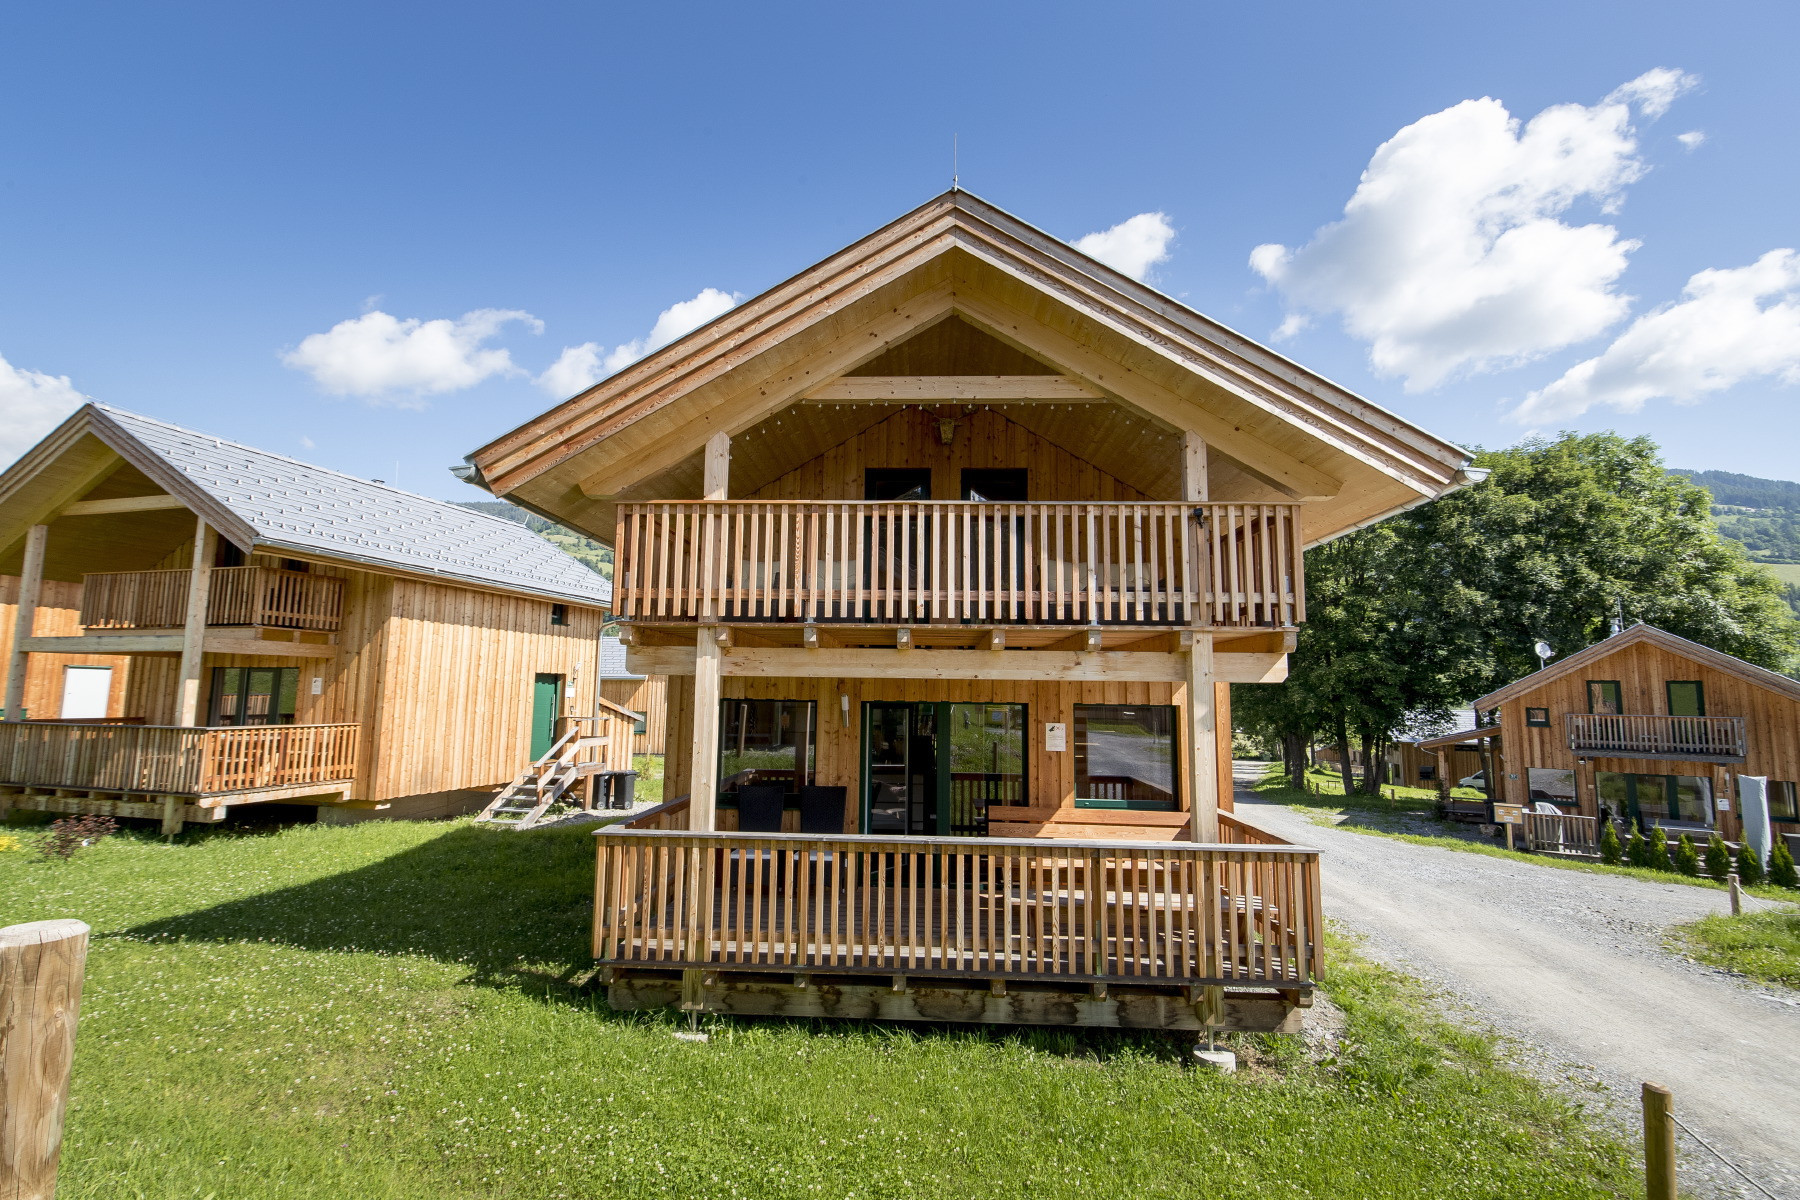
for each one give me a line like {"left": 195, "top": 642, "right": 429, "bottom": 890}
{"left": 1253, "top": 765, "right": 1800, "bottom": 902}
{"left": 1674, "top": 907, "right": 1800, "bottom": 990}
{"left": 0, "top": 815, "right": 1639, "bottom": 1199}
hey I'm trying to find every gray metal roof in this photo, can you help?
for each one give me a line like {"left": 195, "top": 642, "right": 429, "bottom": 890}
{"left": 94, "top": 404, "right": 611, "bottom": 607}
{"left": 597, "top": 635, "right": 641, "bottom": 679}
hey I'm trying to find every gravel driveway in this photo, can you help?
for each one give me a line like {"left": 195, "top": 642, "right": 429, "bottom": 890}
{"left": 1235, "top": 763, "right": 1800, "bottom": 1199}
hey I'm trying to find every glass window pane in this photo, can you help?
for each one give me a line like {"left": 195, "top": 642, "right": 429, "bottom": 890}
{"left": 1666, "top": 681, "right": 1704, "bottom": 717}
{"left": 1075, "top": 705, "right": 1176, "bottom": 809}
{"left": 1596, "top": 771, "right": 1631, "bottom": 823}
{"left": 209, "top": 668, "right": 242, "bottom": 725}
{"left": 719, "top": 700, "right": 814, "bottom": 794}
{"left": 1587, "top": 681, "right": 1621, "bottom": 714}
{"left": 1669, "top": 775, "right": 1711, "bottom": 824}
{"left": 947, "top": 704, "right": 1026, "bottom": 832}
{"left": 866, "top": 704, "right": 911, "bottom": 834}
{"left": 275, "top": 669, "right": 299, "bottom": 724}
{"left": 1770, "top": 781, "right": 1799, "bottom": 822}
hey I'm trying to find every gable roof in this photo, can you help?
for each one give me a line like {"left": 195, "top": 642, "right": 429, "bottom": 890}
{"left": 597, "top": 634, "right": 641, "bottom": 679}
{"left": 1473, "top": 623, "right": 1800, "bottom": 711}
{"left": 0, "top": 404, "right": 611, "bottom": 608}
{"left": 463, "top": 190, "right": 1478, "bottom": 547}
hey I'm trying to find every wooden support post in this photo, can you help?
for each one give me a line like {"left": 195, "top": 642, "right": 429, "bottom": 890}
{"left": 703, "top": 430, "right": 730, "bottom": 501}
{"left": 985, "top": 628, "right": 1004, "bottom": 651}
{"left": 1187, "top": 634, "right": 1219, "bottom": 841}
{"left": 1728, "top": 873, "right": 1742, "bottom": 916}
{"left": 1641, "top": 1082, "right": 1676, "bottom": 1200}
{"left": 175, "top": 518, "right": 216, "bottom": 727}
{"left": 1082, "top": 628, "right": 1101, "bottom": 653}
{"left": 0, "top": 919, "right": 90, "bottom": 1200}
{"left": 159, "top": 796, "right": 184, "bottom": 840}
{"left": 2, "top": 524, "right": 47, "bottom": 722}
{"left": 802, "top": 624, "right": 819, "bottom": 650}
{"left": 1435, "top": 749, "right": 1451, "bottom": 802}
{"left": 1182, "top": 431, "right": 1209, "bottom": 502}
{"left": 689, "top": 629, "right": 721, "bottom": 832}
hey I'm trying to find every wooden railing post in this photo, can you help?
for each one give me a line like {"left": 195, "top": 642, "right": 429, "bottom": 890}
{"left": 1641, "top": 1082, "right": 1676, "bottom": 1200}
{"left": 174, "top": 519, "right": 215, "bottom": 727}
{"left": 0, "top": 919, "right": 90, "bottom": 1200}
{"left": 2, "top": 524, "right": 48, "bottom": 723}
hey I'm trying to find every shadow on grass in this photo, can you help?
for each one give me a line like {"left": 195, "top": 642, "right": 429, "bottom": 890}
{"left": 118, "top": 821, "right": 1204, "bottom": 1062}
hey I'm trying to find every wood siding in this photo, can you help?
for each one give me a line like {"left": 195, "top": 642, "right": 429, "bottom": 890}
{"left": 0, "top": 575, "right": 131, "bottom": 719}
{"left": 601, "top": 676, "right": 667, "bottom": 755}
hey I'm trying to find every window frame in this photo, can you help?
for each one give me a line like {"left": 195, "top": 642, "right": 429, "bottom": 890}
{"left": 1665, "top": 680, "right": 1705, "bottom": 717}
{"left": 207, "top": 666, "right": 300, "bottom": 726}
{"left": 1524, "top": 706, "right": 1550, "bottom": 728}
{"left": 1586, "top": 680, "right": 1623, "bottom": 715}
{"left": 1769, "top": 780, "right": 1799, "bottom": 823}
{"left": 717, "top": 698, "right": 818, "bottom": 803}
{"left": 1072, "top": 703, "right": 1180, "bottom": 811}
{"left": 549, "top": 603, "right": 569, "bottom": 627}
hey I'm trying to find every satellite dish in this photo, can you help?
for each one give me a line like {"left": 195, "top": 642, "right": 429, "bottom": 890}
{"left": 1534, "top": 640, "right": 1554, "bottom": 664}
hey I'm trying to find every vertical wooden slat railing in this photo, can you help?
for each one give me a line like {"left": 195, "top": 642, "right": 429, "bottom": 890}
{"left": 593, "top": 831, "right": 1322, "bottom": 986}
{"left": 1524, "top": 812, "right": 1600, "bottom": 857}
{"left": 0, "top": 723, "right": 206, "bottom": 793}
{"left": 80, "top": 567, "right": 344, "bottom": 631}
{"left": 196, "top": 724, "right": 359, "bottom": 793}
{"left": 613, "top": 501, "right": 1304, "bottom": 628}
{"left": 1564, "top": 714, "right": 1746, "bottom": 760}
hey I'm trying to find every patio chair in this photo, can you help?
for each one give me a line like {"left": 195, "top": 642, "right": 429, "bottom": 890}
{"left": 798, "top": 785, "right": 846, "bottom": 834}
{"left": 733, "top": 784, "right": 787, "bottom": 833}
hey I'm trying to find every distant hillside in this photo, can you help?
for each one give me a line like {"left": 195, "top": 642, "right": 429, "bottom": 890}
{"left": 1670, "top": 467, "right": 1800, "bottom": 565}
{"left": 455, "top": 501, "right": 612, "bottom": 579}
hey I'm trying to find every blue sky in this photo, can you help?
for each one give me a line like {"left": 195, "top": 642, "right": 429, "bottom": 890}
{"left": 3, "top": 0, "right": 1797, "bottom": 497}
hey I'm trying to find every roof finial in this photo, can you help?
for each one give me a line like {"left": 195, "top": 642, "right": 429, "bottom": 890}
{"left": 952, "top": 133, "right": 958, "bottom": 191}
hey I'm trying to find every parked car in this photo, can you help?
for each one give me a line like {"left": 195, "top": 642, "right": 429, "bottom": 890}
{"left": 1458, "top": 770, "right": 1486, "bottom": 790}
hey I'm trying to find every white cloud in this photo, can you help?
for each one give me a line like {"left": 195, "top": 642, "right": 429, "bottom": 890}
{"left": 281, "top": 308, "right": 541, "bottom": 402}
{"left": 0, "top": 352, "right": 87, "bottom": 468}
{"left": 1677, "top": 130, "right": 1707, "bottom": 150}
{"left": 1251, "top": 69, "right": 1698, "bottom": 391}
{"left": 537, "top": 287, "right": 739, "bottom": 395}
{"left": 1515, "top": 249, "right": 1800, "bottom": 422}
{"left": 1072, "top": 212, "right": 1175, "bottom": 282}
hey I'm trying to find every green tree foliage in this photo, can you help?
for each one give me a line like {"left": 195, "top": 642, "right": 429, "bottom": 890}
{"left": 1737, "top": 841, "right": 1767, "bottom": 888}
{"left": 1647, "top": 826, "right": 1671, "bottom": 872}
{"left": 1674, "top": 833, "right": 1699, "bottom": 877}
{"left": 1705, "top": 834, "right": 1733, "bottom": 882}
{"left": 1625, "top": 827, "right": 1649, "bottom": 868}
{"left": 1599, "top": 821, "right": 1622, "bottom": 865}
{"left": 1769, "top": 839, "right": 1800, "bottom": 890}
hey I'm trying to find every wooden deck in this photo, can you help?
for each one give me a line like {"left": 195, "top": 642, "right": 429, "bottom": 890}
{"left": 0, "top": 720, "right": 358, "bottom": 798}
{"left": 593, "top": 826, "right": 1320, "bottom": 1028}
{"left": 612, "top": 501, "right": 1303, "bottom": 629}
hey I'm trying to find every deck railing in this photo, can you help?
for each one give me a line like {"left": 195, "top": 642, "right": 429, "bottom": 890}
{"left": 1565, "top": 713, "right": 1746, "bottom": 761}
{"left": 1524, "top": 812, "right": 1599, "bottom": 857}
{"left": 613, "top": 501, "right": 1304, "bottom": 628}
{"left": 0, "top": 722, "right": 359, "bottom": 795}
{"left": 80, "top": 567, "right": 345, "bottom": 632}
{"left": 593, "top": 830, "right": 1322, "bottom": 986}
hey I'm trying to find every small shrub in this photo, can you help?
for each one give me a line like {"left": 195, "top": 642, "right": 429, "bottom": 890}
{"left": 1705, "top": 834, "right": 1732, "bottom": 882}
{"left": 1770, "top": 840, "right": 1799, "bottom": 890}
{"left": 38, "top": 815, "right": 117, "bottom": 861}
{"left": 1625, "top": 827, "right": 1649, "bottom": 868}
{"left": 1648, "top": 826, "right": 1671, "bottom": 872}
{"left": 1737, "top": 841, "right": 1766, "bottom": 888}
{"left": 1599, "top": 821, "right": 1622, "bottom": 865}
{"left": 1674, "top": 834, "right": 1700, "bottom": 877}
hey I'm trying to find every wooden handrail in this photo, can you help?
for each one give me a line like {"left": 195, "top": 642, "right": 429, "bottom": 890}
{"left": 618, "top": 794, "right": 690, "bottom": 830}
{"left": 593, "top": 829, "right": 1322, "bottom": 985}
{"left": 0, "top": 721, "right": 358, "bottom": 795}
{"left": 1564, "top": 713, "right": 1746, "bottom": 760}
{"left": 613, "top": 501, "right": 1304, "bottom": 628}
{"left": 1218, "top": 811, "right": 1287, "bottom": 845}
{"left": 81, "top": 567, "right": 345, "bottom": 632}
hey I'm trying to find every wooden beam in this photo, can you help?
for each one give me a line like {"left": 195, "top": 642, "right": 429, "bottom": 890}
{"left": 800, "top": 375, "right": 1102, "bottom": 402}
{"left": 21, "top": 635, "right": 181, "bottom": 655}
{"left": 689, "top": 630, "right": 721, "bottom": 832}
{"left": 985, "top": 628, "right": 1004, "bottom": 651}
{"left": 58, "top": 494, "right": 187, "bottom": 517}
{"left": 628, "top": 644, "right": 1288, "bottom": 683}
{"left": 1187, "top": 635, "right": 1220, "bottom": 841}
{"left": 1182, "top": 431, "right": 1208, "bottom": 502}
{"left": 174, "top": 519, "right": 215, "bottom": 727}
{"left": 702, "top": 430, "right": 730, "bottom": 501}
{"left": 2, "top": 525, "right": 47, "bottom": 721}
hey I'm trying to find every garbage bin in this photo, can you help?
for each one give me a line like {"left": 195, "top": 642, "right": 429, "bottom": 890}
{"left": 607, "top": 771, "right": 637, "bottom": 810}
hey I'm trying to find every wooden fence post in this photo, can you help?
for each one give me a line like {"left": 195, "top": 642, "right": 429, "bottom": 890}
{"left": 1641, "top": 1081, "right": 1676, "bottom": 1200}
{"left": 1, "top": 919, "right": 91, "bottom": 1200}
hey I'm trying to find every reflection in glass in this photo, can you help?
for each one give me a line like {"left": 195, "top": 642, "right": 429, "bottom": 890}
{"left": 947, "top": 704, "right": 1025, "bottom": 835}
{"left": 719, "top": 700, "right": 815, "bottom": 797}
{"left": 1075, "top": 705, "right": 1176, "bottom": 809}
{"left": 1596, "top": 771, "right": 1712, "bottom": 829}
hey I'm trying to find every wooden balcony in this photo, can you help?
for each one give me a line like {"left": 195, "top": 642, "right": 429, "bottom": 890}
{"left": 592, "top": 826, "right": 1321, "bottom": 1029}
{"left": 80, "top": 566, "right": 345, "bottom": 632}
{"left": 613, "top": 501, "right": 1304, "bottom": 629}
{"left": 0, "top": 721, "right": 359, "bottom": 800}
{"left": 1565, "top": 713, "right": 1747, "bottom": 763}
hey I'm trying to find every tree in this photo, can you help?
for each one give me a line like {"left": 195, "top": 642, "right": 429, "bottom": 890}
{"left": 1674, "top": 834, "right": 1700, "bottom": 877}
{"left": 1705, "top": 834, "right": 1732, "bottom": 882}
{"left": 1230, "top": 680, "right": 1321, "bottom": 791}
{"left": 1769, "top": 840, "right": 1799, "bottom": 890}
{"left": 1599, "top": 821, "right": 1622, "bottom": 865}
{"left": 1737, "top": 841, "right": 1766, "bottom": 888}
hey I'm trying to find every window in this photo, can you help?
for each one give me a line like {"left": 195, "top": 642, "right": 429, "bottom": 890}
{"left": 1768, "top": 781, "right": 1798, "bottom": 823}
{"left": 208, "top": 667, "right": 299, "bottom": 726}
{"left": 1525, "top": 707, "right": 1550, "bottom": 727}
{"left": 280, "top": 559, "right": 309, "bottom": 573}
{"left": 1587, "top": 680, "right": 1623, "bottom": 715}
{"left": 1596, "top": 771, "right": 1712, "bottom": 828}
{"left": 1074, "top": 704, "right": 1177, "bottom": 810}
{"left": 864, "top": 468, "right": 932, "bottom": 501}
{"left": 1666, "top": 680, "right": 1705, "bottom": 717}
{"left": 719, "top": 700, "right": 815, "bottom": 798}
{"left": 960, "top": 469, "right": 1028, "bottom": 502}
{"left": 550, "top": 603, "right": 568, "bottom": 626}
{"left": 1527, "top": 768, "right": 1577, "bottom": 806}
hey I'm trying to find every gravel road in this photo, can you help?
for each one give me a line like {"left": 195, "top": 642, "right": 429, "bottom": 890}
{"left": 1235, "top": 763, "right": 1800, "bottom": 1199}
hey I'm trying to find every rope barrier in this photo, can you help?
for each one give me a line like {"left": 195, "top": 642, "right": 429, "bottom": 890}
{"left": 1667, "top": 1112, "right": 1783, "bottom": 1200}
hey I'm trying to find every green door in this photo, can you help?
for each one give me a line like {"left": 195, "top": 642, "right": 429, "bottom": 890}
{"left": 531, "top": 674, "right": 563, "bottom": 761}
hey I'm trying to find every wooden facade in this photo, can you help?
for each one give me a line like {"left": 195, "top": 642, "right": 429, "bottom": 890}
{"left": 1476, "top": 624, "right": 1800, "bottom": 842}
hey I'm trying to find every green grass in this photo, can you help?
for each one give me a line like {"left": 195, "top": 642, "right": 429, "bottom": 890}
{"left": 1755, "top": 561, "right": 1800, "bottom": 587}
{"left": 1675, "top": 907, "right": 1800, "bottom": 989}
{"left": 1253, "top": 766, "right": 1799, "bottom": 901}
{"left": 632, "top": 753, "right": 663, "bottom": 805}
{"left": 0, "top": 818, "right": 1639, "bottom": 1199}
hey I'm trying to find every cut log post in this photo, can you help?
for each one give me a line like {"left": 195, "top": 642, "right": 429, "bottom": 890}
{"left": 2, "top": 524, "right": 48, "bottom": 723}
{"left": 0, "top": 919, "right": 91, "bottom": 1200}
{"left": 1641, "top": 1081, "right": 1676, "bottom": 1200}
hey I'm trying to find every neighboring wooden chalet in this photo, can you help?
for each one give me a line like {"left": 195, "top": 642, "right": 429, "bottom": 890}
{"left": 462, "top": 191, "right": 1478, "bottom": 1029}
{"left": 1472, "top": 623, "right": 1800, "bottom": 846}
{"left": 0, "top": 404, "right": 613, "bottom": 832}
{"left": 598, "top": 633, "right": 667, "bottom": 755}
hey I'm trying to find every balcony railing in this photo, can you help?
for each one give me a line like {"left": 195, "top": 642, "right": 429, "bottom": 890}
{"left": 0, "top": 721, "right": 360, "bottom": 795}
{"left": 594, "top": 829, "right": 1321, "bottom": 987}
{"left": 613, "top": 501, "right": 1304, "bottom": 628}
{"left": 80, "top": 566, "right": 345, "bottom": 632}
{"left": 1565, "top": 713, "right": 1747, "bottom": 762}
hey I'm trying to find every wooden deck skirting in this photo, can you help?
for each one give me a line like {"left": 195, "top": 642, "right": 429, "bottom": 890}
{"left": 593, "top": 830, "right": 1322, "bottom": 990}
{"left": 80, "top": 566, "right": 346, "bottom": 632}
{"left": 0, "top": 721, "right": 359, "bottom": 796}
{"left": 612, "top": 501, "right": 1303, "bottom": 628}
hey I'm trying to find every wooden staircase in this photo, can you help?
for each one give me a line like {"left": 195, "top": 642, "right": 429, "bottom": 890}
{"left": 478, "top": 701, "right": 640, "bottom": 830}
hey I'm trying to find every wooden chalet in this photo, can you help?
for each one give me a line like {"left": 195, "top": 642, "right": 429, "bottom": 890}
{"left": 1467, "top": 622, "right": 1800, "bottom": 855}
{"left": 0, "top": 404, "right": 618, "bottom": 834}
{"left": 599, "top": 633, "right": 668, "bottom": 756}
{"left": 464, "top": 191, "right": 1479, "bottom": 1029}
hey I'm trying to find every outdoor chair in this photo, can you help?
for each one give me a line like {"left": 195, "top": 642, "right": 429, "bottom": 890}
{"left": 798, "top": 785, "right": 846, "bottom": 834}
{"left": 733, "top": 784, "right": 787, "bottom": 833}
